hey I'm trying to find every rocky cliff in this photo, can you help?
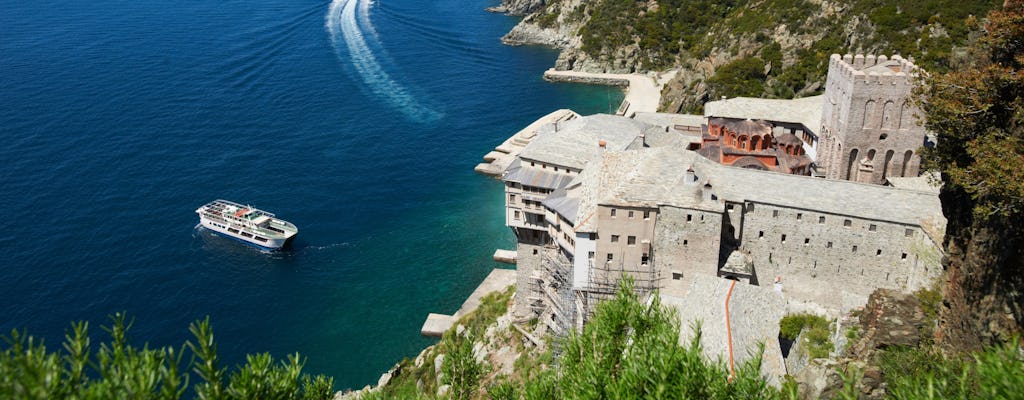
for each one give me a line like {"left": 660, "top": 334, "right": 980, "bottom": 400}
{"left": 492, "top": 0, "right": 998, "bottom": 113}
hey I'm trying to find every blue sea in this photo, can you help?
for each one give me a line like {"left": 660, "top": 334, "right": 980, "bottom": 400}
{"left": 0, "top": 0, "right": 621, "bottom": 390}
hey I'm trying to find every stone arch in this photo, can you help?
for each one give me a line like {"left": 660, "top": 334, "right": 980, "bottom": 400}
{"left": 866, "top": 149, "right": 876, "bottom": 162}
{"left": 750, "top": 135, "right": 761, "bottom": 151}
{"left": 731, "top": 156, "right": 771, "bottom": 170}
{"left": 862, "top": 100, "right": 876, "bottom": 128}
{"left": 882, "top": 100, "right": 896, "bottom": 129}
{"left": 846, "top": 148, "right": 859, "bottom": 180}
{"left": 901, "top": 150, "right": 914, "bottom": 176}
{"left": 882, "top": 150, "right": 895, "bottom": 179}
{"left": 738, "top": 135, "right": 749, "bottom": 150}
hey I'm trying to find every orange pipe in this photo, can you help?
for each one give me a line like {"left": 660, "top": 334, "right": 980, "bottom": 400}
{"left": 725, "top": 279, "right": 737, "bottom": 381}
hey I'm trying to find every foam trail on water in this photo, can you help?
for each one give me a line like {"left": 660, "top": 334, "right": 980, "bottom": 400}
{"left": 326, "top": 0, "right": 442, "bottom": 122}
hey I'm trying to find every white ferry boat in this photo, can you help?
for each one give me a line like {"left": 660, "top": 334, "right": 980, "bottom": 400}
{"left": 196, "top": 200, "right": 298, "bottom": 250}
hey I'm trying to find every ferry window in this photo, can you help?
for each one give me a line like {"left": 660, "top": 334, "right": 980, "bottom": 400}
{"left": 627, "top": 236, "right": 636, "bottom": 245}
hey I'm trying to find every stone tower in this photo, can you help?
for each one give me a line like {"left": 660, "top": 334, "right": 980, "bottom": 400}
{"left": 817, "top": 54, "right": 925, "bottom": 184}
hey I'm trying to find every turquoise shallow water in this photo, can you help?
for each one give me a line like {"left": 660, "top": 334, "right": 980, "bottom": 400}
{"left": 0, "top": 0, "right": 621, "bottom": 389}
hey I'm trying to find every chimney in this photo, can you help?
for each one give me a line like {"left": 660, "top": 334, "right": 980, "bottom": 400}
{"left": 702, "top": 181, "right": 715, "bottom": 203}
{"left": 685, "top": 165, "right": 696, "bottom": 185}
{"left": 598, "top": 140, "right": 607, "bottom": 150}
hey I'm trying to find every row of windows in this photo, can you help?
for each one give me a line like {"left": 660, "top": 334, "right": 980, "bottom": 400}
{"left": 769, "top": 209, "right": 916, "bottom": 237}
{"left": 594, "top": 252, "right": 650, "bottom": 264}
{"left": 609, "top": 208, "right": 651, "bottom": 219}
{"left": 528, "top": 161, "right": 577, "bottom": 174}
{"left": 609, "top": 235, "right": 638, "bottom": 245}
{"left": 758, "top": 230, "right": 909, "bottom": 260}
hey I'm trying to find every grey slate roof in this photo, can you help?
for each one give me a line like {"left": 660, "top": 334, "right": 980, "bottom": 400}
{"left": 502, "top": 158, "right": 575, "bottom": 190}
{"left": 704, "top": 95, "right": 825, "bottom": 135}
{"left": 518, "top": 114, "right": 654, "bottom": 170}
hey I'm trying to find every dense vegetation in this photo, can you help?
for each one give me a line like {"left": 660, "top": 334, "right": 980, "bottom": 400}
{"left": 778, "top": 313, "right": 833, "bottom": 359}
{"left": 0, "top": 314, "right": 333, "bottom": 400}
{"left": 916, "top": 0, "right": 1024, "bottom": 349}
{"left": 532, "top": 0, "right": 1000, "bottom": 109}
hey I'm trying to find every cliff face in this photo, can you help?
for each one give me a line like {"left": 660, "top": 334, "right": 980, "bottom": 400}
{"left": 497, "top": 0, "right": 998, "bottom": 113}
{"left": 937, "top": 187, "right": 1024, "bottom": 352}
{"left": 487, "top": 0, "right": 546, "bottom": 16}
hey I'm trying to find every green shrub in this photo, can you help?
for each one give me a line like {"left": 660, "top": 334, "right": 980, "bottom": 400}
{"left": 779, "top": 313, "right": 833, "bottom": 359}
{"left": 0, "top": 314, "right": 333, "bottom": 400}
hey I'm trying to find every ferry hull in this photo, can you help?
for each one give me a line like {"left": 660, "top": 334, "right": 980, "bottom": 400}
{"left": 199, "top": 218, "right": 292, "bottom": 251}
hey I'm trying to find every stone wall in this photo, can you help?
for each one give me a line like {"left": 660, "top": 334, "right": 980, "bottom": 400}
{"left": 513, "top": 242, "right": 546, "bottom": 319}
{"left": 652, "top": 206, "right": 723, "bottom": 297}
{"left": 736, "top": 201, "right": 942, "bottom": 309}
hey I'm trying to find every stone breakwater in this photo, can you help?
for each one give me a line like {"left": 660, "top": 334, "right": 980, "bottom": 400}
{"left": 542, "top": 69, "right": 677, "bottom": 117}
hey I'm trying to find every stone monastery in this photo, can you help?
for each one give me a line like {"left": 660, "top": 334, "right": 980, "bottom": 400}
{"left": 494, "top": 54, "right": 945, "bottom": 351}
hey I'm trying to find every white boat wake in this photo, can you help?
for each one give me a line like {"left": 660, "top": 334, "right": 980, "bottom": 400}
{"left": 326, "top": 0, "right": 441, "bottom": 122}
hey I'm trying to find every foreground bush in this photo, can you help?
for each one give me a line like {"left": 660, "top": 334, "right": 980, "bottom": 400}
{"left": 0, "top": 314, "right": 333, "bottom": 400}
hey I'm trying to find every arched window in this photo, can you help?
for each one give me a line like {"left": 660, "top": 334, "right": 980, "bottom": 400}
{"left": 738, "top": 136, "right": 748, "bottom": 150}
{"left": 750, "top": 135, "right": 761, "bottom": 151}
{"left": 882, "top": 150, "right": 895, "bottom": 179}
{"left": 882, "top": 101, "right": 896, "bottom": 129}
{"left": 862, "top": 100, "right": 876, "bottom": 128}
{"left": 901, "top": 150, "right": 914, "bottom": 176}
{"left": 900, "top": 101, "right": 911, "bottom": 130}
{"left": 846, "top": 148, "right": 859, "bottom": 180}
{"left": 866, "top": 149, "right": 876, "bottom": 162}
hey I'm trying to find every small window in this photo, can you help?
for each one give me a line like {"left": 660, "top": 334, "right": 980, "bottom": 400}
{"left": 796, "top": 213, "right": 803, "bottom": 220}
{"left": 683, "top": 239, "right": 688, "bottom": 245}
{"left": 852, "top": 245, "right": 858, "bottom": 253}
{"left": 672, "top": 271, "right": 683, "bottom": 280}
{"left": 826, "top": 241, "right": 833, "bottom": 249}
{"left": 542, "top": 164, "right": 546, "bottom": 169}
{"left": 844, "top": 219, "right": 852, "bottom": 227}
{"left": 607, "top": 253, "right": 613, "bottom": 261}
{"left": 773, "top": 210, "right": 779, "bottom": 218}
{"left": 905, "top": 229, "right": 914, "bottom": 237}
{"left": 687, "top": 214, "right": 693, "bottom": 222}
{"left": 514, "top": 211, "right": 520, "bottom": 220}
{"left": 611, "top": 235, "right": 619, "bottom": 243}
{"left": 589, "top": 233, "right": 596, "bottom": 240}
{"left": 727, "top": 204, "right": 735, "bottom": 211}
{"left": 758, "top": 231, "right": 764, "bottom": 239}
{"left": 588, "top": 251, "right": 595, "bottom": 259}
{"left": 819, "top": 216, "right": 826, "bottom": 224}
{"left": 781, "top": 234, "right": 787, "bottom": 243}
{"left": 869, "top": 224, "right": 877, "bottom": 232}
{"left": 554, "top": 166, "right": 559, "bottom": 172}
{"left": 530, "top": 162, "right": 535, "bottom": 167}
{"left": 627, "top": 236, "right": 636, "bottom": 245}
{"left": 643, "top": 210, "right": 650, "bottom": 219}
{"left": 901, "top": 252, "right": 908, "bottom": 260}
{"left": 876, "top": 249, "right": 882, "bottom": 256}
{"left": 804, "top": 238, "right": 810, "bottom": 245}
{"left": 509, "top": 194, "right": 516, "bottom": 203}
{"left": 642, "top": 253, "right": 649, "bottom": 264}
{"left": 628, "top": 210, "right": 635, "bottom": 218}
{"left": 611, "top": 209, "right": 617, "bottom": 217}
